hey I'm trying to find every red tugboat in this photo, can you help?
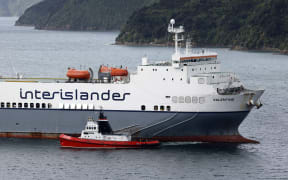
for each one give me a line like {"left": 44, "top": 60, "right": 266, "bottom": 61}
{"left": 59, "top": 110, "right": 160, "bottom": 149}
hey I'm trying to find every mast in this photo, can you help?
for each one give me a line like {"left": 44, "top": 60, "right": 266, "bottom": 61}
{"left": 168, "top": 19, "right": 184, "bottom": 68}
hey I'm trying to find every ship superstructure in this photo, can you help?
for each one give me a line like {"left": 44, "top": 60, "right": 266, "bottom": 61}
{"left": 0, "top": 19, "right": 264, "bottom": 142}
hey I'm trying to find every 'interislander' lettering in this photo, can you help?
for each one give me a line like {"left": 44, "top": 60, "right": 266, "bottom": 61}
{"left": 19, "top": 89, "right": 131, "bottom": 101}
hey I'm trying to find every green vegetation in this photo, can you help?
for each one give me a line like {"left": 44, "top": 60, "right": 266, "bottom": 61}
{"left": 16, "top": 0, "right": 157, "bottom": 30}
{"left": 0, "top": 0, "right": 41, "bottom": 16}
{"left": 116, "top": 0, "right": 288, "bottom": 51}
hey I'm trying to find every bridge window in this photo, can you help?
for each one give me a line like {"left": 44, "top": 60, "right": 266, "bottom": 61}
{"left": 141, "top": 105, "right": 146, "bottom": 111}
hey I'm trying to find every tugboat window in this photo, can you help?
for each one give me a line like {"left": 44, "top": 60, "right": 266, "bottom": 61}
{"left": 141, "top": 105, "right": 146, "bottom": 111}
{"left": 160, "top": 106, "right": 164, "bottom": 111}
{"left": 154, "top": 105, "right": 158, "bottom": 111}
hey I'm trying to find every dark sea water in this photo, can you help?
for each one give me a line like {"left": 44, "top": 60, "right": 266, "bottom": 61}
{"left": 0, "top": 17, "right": 287, "bottom": 180}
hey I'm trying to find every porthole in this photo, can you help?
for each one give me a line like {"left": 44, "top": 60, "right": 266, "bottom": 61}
{"left": 178, "top": 96, "right": 184, "bottom": 103}
{"left": 154, "top": 105, "right": 158, "bottom": 111}
{"left": 42, "top": 103, "right": 46, "bottom": 108}
{"left": 141, "top": 105, "right": 146, "bottom": 111}
{"left": 18, "top": 103, "right": 22, "bottom": 108}
{"left": 199, "top": 97, "right": 205, "bottom": 104}
{"left": 24, "top": 103, "right": 28, "bottom": 108}
{"left": 141, "top": 68, "right": 143, "bottom": 71}
{"left": 160, "top": 105, "right": 164, "bottom": 111}
{"left": 166, "top": 69, "right": 168, "bottom": 71}
{"left": 36, "top": 103, "right": 40, "bottom": 108}
{"left": 185, "top": 96, "right": 191, "bottom": 103}
{"left": 12, "top": 102, "right": 16, "bottom": 108}
{"left": 172, "top": 96, "right": 177, "bottom": 103}
{"left": 167, "top": 106, "right": 171, "bottom": 111}
{"left": 48, "top": 103, "right": 52, "bottom": 108}
{"left": 6, "top": 102, "right": 10, "bottom": 108}
{"left": 1, "top": 102, "right": 4, "bottom": 108}
{"left": 198, "top": 78, "right": 205, "bottom": 84}
{"left": 192, "top": 97, "right": 198, "bottom": 104}
{"left": 30, "top": 103, "right": 34, "bottom": 108}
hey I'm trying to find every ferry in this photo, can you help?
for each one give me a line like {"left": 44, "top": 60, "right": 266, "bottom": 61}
{"left": 59, "top": 110, "right": 160, "bottom": 149}
{"left": 0, "top": 19, "right": 264, "bottom": 142}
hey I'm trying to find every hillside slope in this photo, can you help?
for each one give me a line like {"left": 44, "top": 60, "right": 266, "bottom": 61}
{"left": 0, "top": 0, "right": 41, "bottom": 16}
{"left": 116, "top": 0, "right": 288, "bottom": 52}
{"left": 16, "top": 0, "right": 157, "bottom": 30}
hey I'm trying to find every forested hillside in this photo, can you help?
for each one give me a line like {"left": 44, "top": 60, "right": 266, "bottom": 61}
{"left": 0, "top": 0, "right": 41, "bottom": 16}
{"left": 116, "top": 0, "right": 288, "bottom": 52}
{"left": 16, "top": 0, "right": 157, "bottom": 30}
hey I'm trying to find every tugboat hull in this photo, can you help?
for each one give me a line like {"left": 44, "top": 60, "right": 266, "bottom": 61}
{"left": 59, "top": 134, "right": 160, "bottom": 149}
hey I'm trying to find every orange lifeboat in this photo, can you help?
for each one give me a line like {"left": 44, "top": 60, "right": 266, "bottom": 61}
{"left": 100, "top": 66, "right": 128, "bottom": 76}
{"left": 66, "top": 68, "right": 90, "bottom": 80}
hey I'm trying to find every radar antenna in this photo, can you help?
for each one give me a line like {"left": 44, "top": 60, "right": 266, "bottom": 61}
{"left": 168, "top": 19, "right": 184, "bottom": 55}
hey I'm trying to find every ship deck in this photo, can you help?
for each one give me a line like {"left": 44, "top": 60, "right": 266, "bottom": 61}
{"left": 0, "top": 77, "right": 68, "bottom": 83}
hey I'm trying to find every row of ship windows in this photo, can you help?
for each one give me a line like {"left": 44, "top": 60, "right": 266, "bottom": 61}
{"left": 141, "top": 67, "right": 217, "bottom": 72}
{"left": 141, "top": 105, "right": 171, "bottom": 111}
{"left": 192, "top": 66, "right": 217, "bottom": 71}
{"left": 172, "top": 96, "right": 205, "bottom": 104}
{"left": 0, "top": 102, "right": 53, "bottom": 109}
{"left": 182, "top": 58, "right": 217, "bottom": 62}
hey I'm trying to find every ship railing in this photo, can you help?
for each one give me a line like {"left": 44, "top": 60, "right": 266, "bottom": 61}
{"left": 181, "top": 60, "right": 220, "bottom": 66}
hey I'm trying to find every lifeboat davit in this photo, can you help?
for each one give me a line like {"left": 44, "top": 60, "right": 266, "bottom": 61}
{"left": 66, "top": 68, "right": 90, "bottom": 80}
{"left": 100, "top": 65, "right": 128, "bottom": 76}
